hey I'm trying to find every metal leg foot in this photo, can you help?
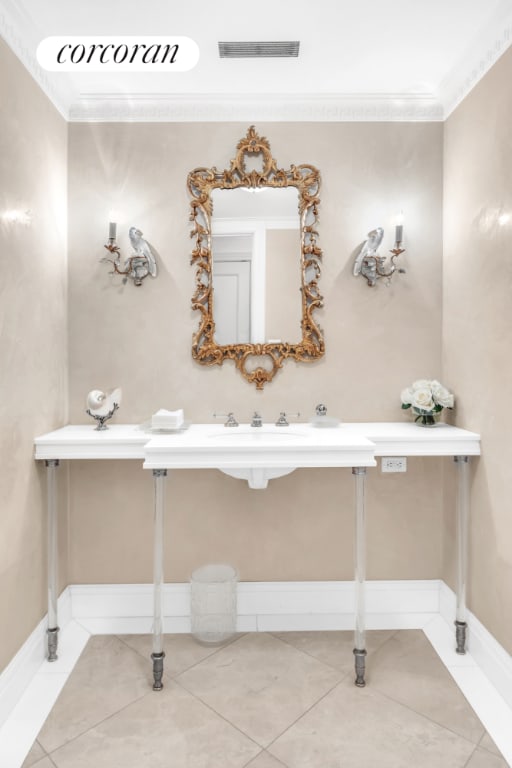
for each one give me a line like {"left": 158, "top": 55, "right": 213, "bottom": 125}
{"left": 353, "top": 648, "right": 367, "bottom": 687}
{"left": 455, "top": 620, "right": 467, "bottom": 655}
{"left": 151, "top": 651, "right": 165, "bottom": 690}
{"left": 47, "top": 626, "right": 59, "bottom": 662}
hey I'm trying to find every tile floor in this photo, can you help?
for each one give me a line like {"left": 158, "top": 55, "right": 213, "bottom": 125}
{"left": 21, "top": 630, "right": 508, "bottom": 768}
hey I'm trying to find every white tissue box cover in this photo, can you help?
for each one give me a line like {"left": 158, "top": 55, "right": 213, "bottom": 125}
{"left": 151, "top": 408, "right": 184, "bottom": 430}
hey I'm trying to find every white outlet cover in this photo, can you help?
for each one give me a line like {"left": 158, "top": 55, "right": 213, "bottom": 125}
{"left": 381, "top": 457, "right": 407, "bottom": 473}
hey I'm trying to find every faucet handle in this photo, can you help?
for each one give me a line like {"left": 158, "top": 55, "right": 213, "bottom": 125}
{"left": 275, "top": 411, "right": 300, "bottom": 426}
{"left": 213, "top": 411, "right": 239, "bottom": 427}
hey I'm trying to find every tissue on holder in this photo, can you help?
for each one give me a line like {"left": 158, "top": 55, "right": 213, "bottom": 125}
{"left": 151, "top": 408, "right": 184, "bottom": 430}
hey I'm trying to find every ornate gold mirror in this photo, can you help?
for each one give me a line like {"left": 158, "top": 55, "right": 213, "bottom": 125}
{"left": 188, "top": 126, "right": 324, "bottom": 389}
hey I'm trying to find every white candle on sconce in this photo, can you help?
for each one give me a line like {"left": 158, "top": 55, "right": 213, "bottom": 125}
{"left": 108, "top": 221, "right": 117, "bottom": 241}
{"left": 395, "top": 211, "right": 404, "bottom": 245}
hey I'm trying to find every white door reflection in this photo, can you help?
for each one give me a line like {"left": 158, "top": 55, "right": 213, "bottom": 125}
{"left": 212, "top": 235, "right": 252, "bottom": 345}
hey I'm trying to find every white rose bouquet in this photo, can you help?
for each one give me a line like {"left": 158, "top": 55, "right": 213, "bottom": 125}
{"left": 401, "top": 379, "right": 454, "bottom": 426}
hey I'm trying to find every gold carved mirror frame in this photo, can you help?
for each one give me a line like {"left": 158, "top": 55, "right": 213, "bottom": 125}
{"left": 188, "top": 126, "right": 324, "bottom": 389}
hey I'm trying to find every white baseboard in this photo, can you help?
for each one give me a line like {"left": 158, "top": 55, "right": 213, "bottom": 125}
{"left": 439, "top": 581, "right": 512, "bottom": 711}
{"left": 70, "top": 578, "right": 441, "bottom": 634}
{"left": 1, "top": 579, "right": 512, "bottom": 766}
{"left": 0, "top": 619, "right": 90, "bottom": 768}
{"left": 0, "top": 588, "right": 72, "bottom": 728}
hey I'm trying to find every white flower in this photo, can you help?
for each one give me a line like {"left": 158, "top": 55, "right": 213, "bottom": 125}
{"left": 400, "top": 387, "right": 414, "bottom": 405}
{"left": 401, "top": 378, "right": 454, "bottom": 416}
{"left": 411, "top": 386, "right": 434, "bottom": 412}
{"left": 431, "top": 380, "right": 454, "bottom": 408}
{"left": 411, "top": 379, "right": 431, "bottom": 391}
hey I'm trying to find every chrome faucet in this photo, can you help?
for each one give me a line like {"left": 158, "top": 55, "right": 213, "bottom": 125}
{"left": 251, "top": 411, "right": 263, "bottom": 428}
{"left": 275, "top": 411, "right": 300, "bottom": 427}
{"left": 213, "top": 412, "right": 239, "bottom": 427}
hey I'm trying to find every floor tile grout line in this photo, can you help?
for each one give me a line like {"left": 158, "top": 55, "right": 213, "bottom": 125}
{"left": 261, "top": 673, "right": 352, "bottom": 756}
{"left": 168, "top": 633, "right": 248, "bottom": 679}
{"left": 371, "top": 681, "right": 485, "bottom": 749}
{"left": 266, "top": 630, "right": 353, "bottom": 674}
{"left": 265, "top": 631, "right": 354, "bottom": 675}
{"left": 240, "top": 748, "right": 290, "bottom": 768}
{"left": 171, "top": 675, "right": 266, "bottom": 752}
{"left": 33, "top": 634, "right": 254, "bottom": 762}
{"left": 170, "top": 635, "right": 349, "bottom": 752}
{"left": 241, "top": 749, "right": 291, "bottom": 768}
{"left": 24, "top": 738, "right": 51, "bottom": 766}
{"left": 462, "top": 744, "right": 483, "bottom": 768}
{"left": 171, "top": 632, "right": 350, "bottom": 750}
{"left": 36, "top": 633, "right": 176, "bottom": 756}
{"left": 477, "top": 730, "right": 502, "bottom": 759}
{"left": 366, "top": 630, "right": 492, "bottom": 750}
{"left": 42, "top": 687, "right": 152, "bottom": 759}
{"left": 268, "top": 628, "right": 400, "bottom": 675}
{"left": 115, "top": 632, "right": 247, "bottom": 679}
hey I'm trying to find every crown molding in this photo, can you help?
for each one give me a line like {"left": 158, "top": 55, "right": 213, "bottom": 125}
{"left": 68, "top": 92, "right": 444, "bottom": 122}
{"left": 0, "top": 0, "right": 69, "bottom": 119}
{"left": 1, "top": 0, "right": 512, "bottom": 123}
{"left": 438, "top": 0, "right": 512, "bottom": 118}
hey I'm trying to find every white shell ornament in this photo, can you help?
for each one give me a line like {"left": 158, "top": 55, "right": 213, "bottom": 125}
{"left": 85, "top": 387, "right": 122, "bottom": 430}
{"left": 86, "top": 390, "right": 106, "bottom": 410}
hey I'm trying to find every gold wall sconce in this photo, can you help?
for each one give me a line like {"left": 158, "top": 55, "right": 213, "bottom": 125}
{"left": 101, "top": 222, "right": 158, "bottom": 286}
{"left": 353, "top": 216, "right": 405, "bottom": 287}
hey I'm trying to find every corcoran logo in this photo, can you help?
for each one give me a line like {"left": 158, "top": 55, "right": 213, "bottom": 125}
{"left": 36, "top": 36, "right": 199, "bottom": 71}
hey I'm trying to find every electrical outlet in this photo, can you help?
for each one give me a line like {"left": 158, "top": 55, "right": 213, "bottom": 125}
{"left": 381, "top": 457, "right": 407, "bottom": 473}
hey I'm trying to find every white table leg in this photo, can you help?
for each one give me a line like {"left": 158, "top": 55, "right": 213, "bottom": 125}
{"left": 454, "top": 456, "right": 470, "bottom": 654}
{"left": 151, "top": 468, "right": 167, "bottom": 690}
{"left": 45, "top": 459, "right": 60, "bottom": 661}
{"left": 352, "top": 467, "right": 367, "bottom": 686}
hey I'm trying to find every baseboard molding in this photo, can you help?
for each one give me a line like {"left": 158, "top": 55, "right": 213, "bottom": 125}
{"left": 70, "top": 579, "right": 441, "bottom": 634}
{"left": 439, "top": 581, "right": 512, "bottom": 711}
{"left": 0, "top": 588, "right": 72, "bottom": 728}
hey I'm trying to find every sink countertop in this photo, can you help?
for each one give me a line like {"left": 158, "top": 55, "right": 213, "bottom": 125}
{"left": 34, "top": 424, "right": 150, "bottom": 460}
{"left": 34, "top": 422, "right": 481, "bottom": 464}
{"left": 338, "top": 422, "right": 481, "bottom": 456}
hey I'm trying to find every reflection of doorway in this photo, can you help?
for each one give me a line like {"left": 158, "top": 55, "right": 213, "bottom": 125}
{"left": 212, "top": 234, "right": 253, "bottom": 345}
{"left": 212, "top": 259, "right": 251, "bottom": 344}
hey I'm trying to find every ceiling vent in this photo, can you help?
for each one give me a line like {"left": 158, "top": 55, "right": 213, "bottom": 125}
{"left": 218, "top": 41, "right": 300, "bottom": 58}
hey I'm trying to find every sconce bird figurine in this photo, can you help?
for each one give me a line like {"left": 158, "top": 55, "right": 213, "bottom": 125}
{"left": 101, "top": 225, "right": 159, "bottom": 287}
{"left": 129, "top": 227, "right": 158, "bottom": 278}
{"left": 352, "top": 226, "right": 405, "bottom": 287}
{"left": 352, "top": 227, "right": 384, "bottom": 277}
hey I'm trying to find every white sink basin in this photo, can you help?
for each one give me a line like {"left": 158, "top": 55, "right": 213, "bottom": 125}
{"left": 210, "top": 426, "right": 309, "bottom": 443}
{"left": 143, "top": 423, "right": 376, "bottom": 489}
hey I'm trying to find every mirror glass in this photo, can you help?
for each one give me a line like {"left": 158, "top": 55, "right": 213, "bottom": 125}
{"left": 188, "top": 126, "right": 324, "bottom": 389}
{"left": 211, "top": 187, "right": 301, "bottom": 346}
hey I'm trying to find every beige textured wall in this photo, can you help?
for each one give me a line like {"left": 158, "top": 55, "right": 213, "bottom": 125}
{"left": 0, "top": 39, "right": 68, "bottom": 671}
{"left": 443, "top": 47, "right": 512, "bottom": 653}
{"left": 67, "top": 122, "right": 444, "bottom": 585}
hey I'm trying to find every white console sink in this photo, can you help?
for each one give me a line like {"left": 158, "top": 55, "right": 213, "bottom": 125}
{"left": 143, "top": 423, "right": 376, "bottom": 489}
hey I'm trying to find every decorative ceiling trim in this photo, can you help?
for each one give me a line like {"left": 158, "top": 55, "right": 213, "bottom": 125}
{"left": 68, "top": 93, "right": 443, "bottom": 122}
{"left": 0, "top": 0, "right": 69, "bottom": 118}
{"left": 1, "top": 0, "right": 512, "bottom": 123}
{"left": 439, "top": 0, "right": 512, "bottom": 118}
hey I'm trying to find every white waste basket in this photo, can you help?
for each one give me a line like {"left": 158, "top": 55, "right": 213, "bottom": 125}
{"left": 190, "top": 564, "right": 238, "bottom": 644}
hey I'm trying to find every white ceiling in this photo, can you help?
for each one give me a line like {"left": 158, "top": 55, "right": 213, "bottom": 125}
{"left": 2, "top": 0, "right": 512, "bottom": 121}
